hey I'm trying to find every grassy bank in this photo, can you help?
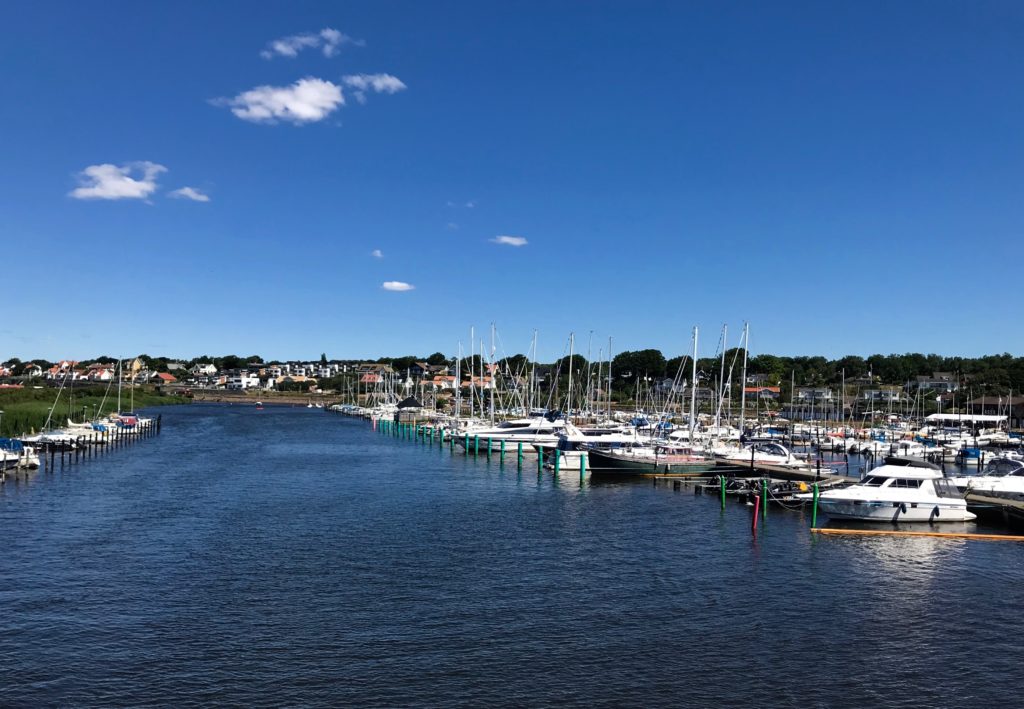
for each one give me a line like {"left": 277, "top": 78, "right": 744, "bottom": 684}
{"left": 0, "top": 385, "right": 190, "bottom": 437}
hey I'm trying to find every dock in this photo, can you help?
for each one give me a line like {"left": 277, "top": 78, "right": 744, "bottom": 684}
{"left": 811, "top": 527, "right": 1024, "bottom": 542}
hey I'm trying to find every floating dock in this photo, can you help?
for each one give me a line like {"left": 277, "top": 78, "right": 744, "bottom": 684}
{"left": 811, "top": 528, "right": 1024, "bottom": 542}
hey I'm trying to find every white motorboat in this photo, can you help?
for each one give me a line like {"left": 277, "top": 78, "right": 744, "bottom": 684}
{"left": 950, "top": 457, "right": 1024, "bottom": 495}
{"left": 718, "top": 442, "right": 813, "bottom": 471}
{"left": 802, "top": 456, "right": 975, "bottom": 523}
{"left": 456, "top": 416, "right": 568, "bottom": 451}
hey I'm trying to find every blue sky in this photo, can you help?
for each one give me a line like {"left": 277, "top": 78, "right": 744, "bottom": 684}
{"left": 2, "top": 1, "right": 1022, "bottom": 363}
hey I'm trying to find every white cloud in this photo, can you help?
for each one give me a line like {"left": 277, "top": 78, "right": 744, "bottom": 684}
{"left": 342, "top": 73, "right": 407, "bottom": 103}
{"left": 218, "top": 77, "right": 344, "bottom": 124}
{"left": 168, "top": 186, "right": 210, "bottom": 202}
{"left": 261, "top": 28, "right": 363, "bottom": 59}
{"left": 69, "top": 161, "right": 166, "bottom": 200}
{"left": 446, "top": 222, "right": 459, "bottom": 230}
{"left": 465, "top": 200, "right": 475, "bottom": 208}
{"left": 382, "top": 281, "right": 415, "bottom": 291}
{"left": 371, "top": 249, "right": 383, "bottom": 258}
{"left": 491, "top": 235, "right": 528, "bottom": 247}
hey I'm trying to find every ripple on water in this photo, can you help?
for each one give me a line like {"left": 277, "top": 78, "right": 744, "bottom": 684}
{"left": 0, "top": 406, "right": 1021, "bottom": 707}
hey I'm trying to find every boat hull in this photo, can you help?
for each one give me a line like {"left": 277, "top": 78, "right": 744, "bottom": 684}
{"left": 587, "top": 449, "right": 711, "bottom": 475}
{"left": 817, "top": 499, "right": 976, "bottom": 522}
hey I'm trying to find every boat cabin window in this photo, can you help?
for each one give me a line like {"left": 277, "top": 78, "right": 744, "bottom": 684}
{"left": 498, "top": 422, "right": 532, "bottom": 429}
{"left": 985, "top": 460, "right": 1024, "bottom": 477}
{"left": 932, "top": 479, "right": 962, "bottom": 499}
{"left": 861, "top": 476, "right": 889, "bottom": 487}
{"left": 890, "top": 479, "right": 922, "bottom": 489}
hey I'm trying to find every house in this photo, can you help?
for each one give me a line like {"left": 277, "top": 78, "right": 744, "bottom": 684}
{"left": 744, "top": 386, "right": 781, "bottom": 401}
{"left": 150, "top": 372, "right": 177, "bottom": 385}
{"left": 861, "top": 388, "right": 902, "bottom": 402}
{"left": 191, "top": 363, "right": 217, "bottom": 376}
{"left": 226, "top": 372, "right": 260, "bottom": 390}
{"left": 0, "top": 365, "right": 12, "bottom": 377}
{"left": 912, "top": 372, "right": 958, "bottom": 392}
{"left": 23, "top": 363, "right": 43, "bottom": 378}
{"left": 424, "top": 375, "right": 457, "bottom": 391}
{"left": 968, "top": 395, "right": 1024, "bottom": 428}
{"left": 795, "top": 387, "right": 833, "bottom": 402}
{"left": 87, "top": 367, "right": 115, "bottom": 382}
{"left": 746, "top": 373, "right": 771, "bottom": 385}
{"left": 360, "top": 373, "right": 383, "bottom": 385}
{"left": 166, "top": 361, "right": 186, "bottom": 372}
{"left": 655, "top": 377, "right": 688, "bottom": 395}
{"left": 46, "top": 360, "right": 79, "bottom": 380}
{"left": 355, "top": 363, "right": 395, "bottom": 375}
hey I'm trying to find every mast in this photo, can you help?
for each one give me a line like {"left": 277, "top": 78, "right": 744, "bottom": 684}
{"left": 607, "top": 336, "right": 613, "bottom": 420}
{"left": 489, "top": 323, "right": 495, "bottom": 424}
{"left": 716, "top": 325, "right": 727, "bottom": 430}
{"left": 455, "top": 342, "right": 462, "bottom": 420}
{"left": 739, "top": 322, "right": 749, "bottom": 436}
{"left": 117, "top": 357, "right": 122, "bottom": 413}
{"left": 567, "top": 332, "right": 575, "bottom": 421}
{"left": 689, "top": 327, "right": 698, "bottom": 435}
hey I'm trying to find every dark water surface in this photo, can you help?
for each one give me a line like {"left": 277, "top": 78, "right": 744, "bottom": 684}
{"left": 2, "top": 404, "right": 1022, "bottom": 707}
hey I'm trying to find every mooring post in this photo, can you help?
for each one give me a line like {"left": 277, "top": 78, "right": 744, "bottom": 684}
{"left": 537, "top": 449, "right": 543, "bottom": 474}
{"left": 500, "top": 439, "right": 505, "bottom": 464}
{"left": 812, "top": 482, "right": 819, "bottom": 528}
{"left": 473, "top": 435, "right": 479, "bottom": 457}
{"left": 517, "top": 442, "right": 523, "bottom": 469}
{"left": 761, "top": 479, "right": 768, "bottom": 520}
{"left": 752, "top": 493, "right": 760, "bottom": 531}
{"left": 486, "top": 438, "right": 492, "bottom": 460}
{"left": 720, "top": 475, "right": 726, "bottom": 511}
{"left": 554, "top": 451, "right": 560, "bottom": 476}
{"left": 579, "top": 453, "right": 586, "bottom": 484}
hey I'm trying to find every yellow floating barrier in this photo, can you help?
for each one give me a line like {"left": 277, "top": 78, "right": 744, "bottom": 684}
{"left": 812, "top": 528, "right": 1024, "bottom": 542}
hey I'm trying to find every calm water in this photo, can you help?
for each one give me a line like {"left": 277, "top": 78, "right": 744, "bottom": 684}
{"left": 2, "top": 404, "right": 1022, "bottom": 707}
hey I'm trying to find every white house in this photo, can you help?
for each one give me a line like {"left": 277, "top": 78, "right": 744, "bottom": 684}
{"left": 191, "top": 363, "right": 217, "bottom": 376}
{"left": 226, "top": 373, "right": 260, "bottom": 390}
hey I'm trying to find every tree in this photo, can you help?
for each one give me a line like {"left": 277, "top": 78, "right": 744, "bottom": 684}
{"left": 612, "top": 349, "right": 666, "bottom": 380}
{"left": 320, "top": 353, "right": 328, "bottom": 365}
{"left": 426, "top": 352, "right": 448, "bottom": 366}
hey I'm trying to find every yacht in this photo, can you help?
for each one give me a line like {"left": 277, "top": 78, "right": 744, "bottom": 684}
{"left": 456, "top": 416, "right": 568, "bottom": 451}
{"left": 587, "top": 444, "right": 710, "bottom": 475}
{"left": 950, "top": 457, "right": 1024, "bottom": 495}
{"left": 801, "top": 456, "right": 975, "bottom": 523}
{"left": 718, "top": 442, "right": 813, "bottom": 471}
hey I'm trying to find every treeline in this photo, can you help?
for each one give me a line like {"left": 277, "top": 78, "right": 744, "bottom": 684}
{"left": 6, "top": 350, "right": 1023, "bottom": 395}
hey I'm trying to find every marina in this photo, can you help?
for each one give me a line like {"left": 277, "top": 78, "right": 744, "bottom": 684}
{"left": 1, "top": 403, "right": 1022, "bottom": 706}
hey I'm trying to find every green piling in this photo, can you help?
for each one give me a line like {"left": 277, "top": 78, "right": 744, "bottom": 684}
{"left": 579, "top": 452, "right": 586, "bottom": 483}
{"left": 517, "top": 442, "right": 523, "bottom": 469}
{"left": 474, "top": 435, "right": 479, "bottom": 457}
{"left": 486, "top": 438, "right": 492, "bottom": 459}
{"left": 761, "top": 479, "right": 768, "bottom": 520}
{"left": 500, "top": 440, "right": 505, "bottom": 464}
{"left": 554, "top": 451, "right": 560, "bottom": 475}
{"left": 720, "top": 476, "right": 726, "bottom": 511}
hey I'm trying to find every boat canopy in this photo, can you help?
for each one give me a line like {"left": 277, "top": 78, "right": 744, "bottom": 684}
{"left": 883, "top": 456, "right": 941, "bottom": 470}
{"left": 924, "top": 413, "right": 1006, "bottom": 424}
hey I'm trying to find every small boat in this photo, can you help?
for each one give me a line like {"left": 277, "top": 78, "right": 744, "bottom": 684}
{"left": 255, "top": 401, "right": 264, "bottom": 410}
{"left": 587, "top": 445, "right": 711, "bottom": 475}
{"left": 718, "top": 442, "right": 813, "bottom": 471}
{"left": 801, "top": 456, "right": 975, "bottom": 523}
{"left": 950, "top": 457, "right": 1024, "bottom": 495}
